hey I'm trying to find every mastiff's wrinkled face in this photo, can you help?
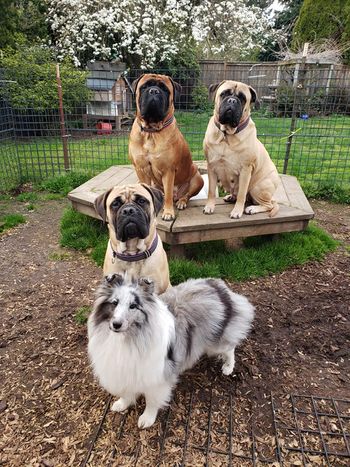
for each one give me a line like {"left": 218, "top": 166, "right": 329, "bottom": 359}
{"left": 132, "top": 73, "right": 181, "bottom": 124}
{"left": 94, "top": 184, "right": 164, "bottom": 242}
{"left": 209, "top": 80, "right": 260, "bottom": 128}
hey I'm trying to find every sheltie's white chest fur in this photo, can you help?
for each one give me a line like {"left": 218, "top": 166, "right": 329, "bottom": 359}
{"left": 88, "top": 316, "right": 173, "bottom": 397}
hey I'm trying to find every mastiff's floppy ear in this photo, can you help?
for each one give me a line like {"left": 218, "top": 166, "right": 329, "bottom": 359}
{"left": 131, "top": 74, "right": 144, "bottom": 95}
{"left": 208, "top": 80, "right": 226, "bottom": 101}
{"left": 141, "top": 184, "right": 164, "bottom": 216}
{"left": 94, "top": 188, "right": 112, "bottom": 222}
{"left": 169, "top": 77, "right": 182, "bottom": 102}
{"left": 249, "top": 86, "right": 260, "bottom": 110}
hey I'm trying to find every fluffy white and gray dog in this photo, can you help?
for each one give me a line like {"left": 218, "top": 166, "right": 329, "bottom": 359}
{"left": 88, "top": 274, "right": 254, "bottom": 429}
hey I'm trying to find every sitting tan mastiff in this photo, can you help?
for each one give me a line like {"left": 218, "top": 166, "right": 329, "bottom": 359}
{"left": 203, "top": 80, "right": 280, "bottom": 219}
{"left": 129, "top": 73, "right": 204, "bottom": 221}
{"left": 94, "top": 183, "right": 170, "bottom": 294}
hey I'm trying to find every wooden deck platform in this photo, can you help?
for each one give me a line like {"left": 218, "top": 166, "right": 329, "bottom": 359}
{"left": 68, "top": 165, "right": 314, "bottom": 247}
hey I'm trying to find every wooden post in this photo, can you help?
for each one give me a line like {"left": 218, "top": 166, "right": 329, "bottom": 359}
{"left": 56, "top": 63, "right": 70, "bottom": 171}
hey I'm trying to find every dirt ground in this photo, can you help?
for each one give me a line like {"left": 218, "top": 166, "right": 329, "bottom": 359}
{"left": 0, "top": 198, "right": 349, "bottom": 466}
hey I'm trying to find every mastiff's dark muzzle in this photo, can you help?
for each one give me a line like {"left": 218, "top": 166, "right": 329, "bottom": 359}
{"left": 218, "top": 92, "right": 247, "bottom": 128}
{"left": 114, "top": 200, "right": 151, "bottom": 242}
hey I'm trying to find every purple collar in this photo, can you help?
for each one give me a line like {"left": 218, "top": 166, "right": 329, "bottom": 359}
{"left": 215, "top": 116, "right": 250, "bottom": 137}
{"left": 140, "top": 115, "right": 175, "bottom": 133}
{"left": 111, "top": 234, "right": 159, "bottom": 263}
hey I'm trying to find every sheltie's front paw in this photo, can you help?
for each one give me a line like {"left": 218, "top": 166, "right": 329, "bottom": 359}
{"left": 111, "top": 398, "right": 131, "bottom": 412}
{"left": 138, "top": 410, "right": 157, "bottom": 429}
{"left": 222, "top": 362, "right": 234, "bottom": 376}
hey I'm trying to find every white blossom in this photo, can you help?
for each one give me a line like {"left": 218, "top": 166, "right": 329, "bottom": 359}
{"left": 47, "top": 0, "right": 279, "bottom": 67}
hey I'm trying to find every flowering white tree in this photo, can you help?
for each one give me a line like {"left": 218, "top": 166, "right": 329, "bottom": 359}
{"left": 47, "top": 0, "right": 193, "bottom": 67}
{"left": 192, "top": 0, "right": 276, "bottom": 60}
{"left": 47, "top": 0, "right": 278, "bottom": 67}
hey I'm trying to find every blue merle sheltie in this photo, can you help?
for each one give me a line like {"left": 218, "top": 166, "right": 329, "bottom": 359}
{"left": 88, "top": 274, "right": 254, "bottom": 429}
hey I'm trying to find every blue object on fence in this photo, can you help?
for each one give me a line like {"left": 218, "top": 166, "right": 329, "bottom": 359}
{"left": 300, "top": 114, "right": 309, "bottom": 120}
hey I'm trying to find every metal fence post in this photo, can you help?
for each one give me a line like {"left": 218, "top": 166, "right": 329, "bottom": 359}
{"left": 283, "top": 43, "right": 309, "bottom": 174}
{"left": 56, "top": 63, "right": 70, "bottom": 171}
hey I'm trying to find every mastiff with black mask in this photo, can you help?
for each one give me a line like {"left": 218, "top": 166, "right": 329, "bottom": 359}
{"left": 94, "top": 183, "right": 170, "bottom": 294}
{"left": 203, "top": 80, "right": 280, "bottom": 219}
{"left": 129, "top": 73, "right": 204, "bottom": 221}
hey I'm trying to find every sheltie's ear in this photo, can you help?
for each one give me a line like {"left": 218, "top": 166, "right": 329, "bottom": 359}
{"left": 138, "top": 277, "right": 155, "bottom": 294}
{"left": 105, "top": 273, "right": 124, "bottom": 286}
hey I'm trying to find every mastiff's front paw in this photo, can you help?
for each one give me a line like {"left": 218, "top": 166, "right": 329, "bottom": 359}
{"left": 162, "top": 209, "right": 175, "bottom": 221}
{"left": 176, "top": 197, "right": 187, "bottom": 210}
{"left": 230, "top": 207, "right": 244, "bottom": 219}
{"left": 203, "top": 201, "right": 215, "bottom": 214}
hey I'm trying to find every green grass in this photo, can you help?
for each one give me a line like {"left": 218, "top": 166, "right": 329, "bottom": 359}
{"left": 2, "top": 111, "right": 350, "bottom": 201}
{"left": 48, "top": 251, "right": 72, "bottom": 261}
{"left": 60, "top": 207, "right": 337, "bottom": 284}
{"left": 74, "top": 306, "right": 91, "bottom": 325}
{"left": 0, "top": 213, "right": 26, "bottom": 233}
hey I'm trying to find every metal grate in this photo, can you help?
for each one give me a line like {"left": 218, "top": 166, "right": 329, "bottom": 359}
{"left": 81, "top": 391, "right": 350, "bottom": 466}
{"left": 271, "top": 394, "right": 350, "bottom": 466}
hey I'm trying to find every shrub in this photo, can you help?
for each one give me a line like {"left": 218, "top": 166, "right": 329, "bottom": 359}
{"left": 192, "top": 82, "right": 212, "bottom": 112}
{"left": 0, "top": 46, "right": 90, "bottom": 111}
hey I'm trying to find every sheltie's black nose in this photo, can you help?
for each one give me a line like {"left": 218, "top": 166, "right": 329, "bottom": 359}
{"left": 112, "top": 321, "right": 122, "bottom": 331}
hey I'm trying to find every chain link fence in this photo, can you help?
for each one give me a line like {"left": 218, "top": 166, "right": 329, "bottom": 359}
{"left": 1, "top": 61, "right": 350, "bottom": 194}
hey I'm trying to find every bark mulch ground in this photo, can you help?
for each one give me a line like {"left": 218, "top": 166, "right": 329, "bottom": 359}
{"left": 0, "top": 199, "right": 349, "bottom": 466}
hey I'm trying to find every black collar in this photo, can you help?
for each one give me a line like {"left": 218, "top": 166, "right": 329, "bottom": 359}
{"left": 140, "top": 115, "right": 175, "bottom": 133}
{"left": 110, "top": 234, "right": 159, "bottom": 263}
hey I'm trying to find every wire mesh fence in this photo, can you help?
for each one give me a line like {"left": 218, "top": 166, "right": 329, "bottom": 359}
{"left": 1, "top": 61, "right": 350, "bottom": 193}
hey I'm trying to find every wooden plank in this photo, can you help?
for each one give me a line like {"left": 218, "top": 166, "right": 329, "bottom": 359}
{"left": 164, "top": 220, "right": 310, "bottom": 245}
{"left": 68, "top": 166, "right": 138, "bottom": 206}
{"left": 171, "top": 204, "right": 313, "bottom": 233}
{"left": 70, "top": 200, "right": 100, "bottom": 220}
{"left": 275, "top": 176, "right": 290, "bottom": 206}
{"left": 281, "top": 175, "right": 314, "bottom": 215}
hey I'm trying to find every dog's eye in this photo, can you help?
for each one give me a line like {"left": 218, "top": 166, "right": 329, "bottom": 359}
{"left": 112, "top": 299, "right": 119, "bottom": 306}
{"left": 137, "top": 198, "right": 146, "bottom": 205}
{"left": 129, "top": 303, "right": 137, "bottom": 309}
{"left": 111, "top": 198, "right": 122, "bottom": 208}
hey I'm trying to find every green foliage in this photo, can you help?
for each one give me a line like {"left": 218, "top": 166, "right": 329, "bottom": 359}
{"left": 48, "top": 251, "right": 72, "bottom": 261}
{"left": 60, "top": 208, "right": 108, "bottom": 251}
{"left": 274, "top": 85, "right": 350, "bottom": 117}
{"left": 303, "top": 182, "right": 350, "bottom": 204}
{"left": 0, "top": 213, "right": 26, "bottom": 233}
{"left": 0, "top": 0, "right": 19, "bottom": 48}
{"left": 74, "top": 306, "right": 91, "bottom": 325}
{"left": 17, "top": 192, "right": 39, "bottom": 202}
{"left": 191, "top": 83, "right": 212, "bottom": 112}
{"left": 169, "top": 224, "right": 337, "bottom": 284}
{"left": 157, "top": 38, "right": 201, "bottom": 79}
{"left": 292, "top": 0, "right": 350, "bottom": 64}
{"left": 59, "top": 206, "right": 337, "bottom": 284}
{"left": 39, "top": 172, "right": 92, "bottom": 196}
{"left": 0, "top": 0, "right": 47, "bottom": 48}
{"left": 0, "top": 46, "right": 90, "bottom": 110}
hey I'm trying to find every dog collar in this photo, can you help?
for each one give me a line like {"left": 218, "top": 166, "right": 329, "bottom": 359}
{"left": 140, "top": 115, "right": 175, "bottom": 133}
{"left": 215, "top": 116, "right": 250, "bottom": 137}
{"left": 110, "top": 234, "right": 159, "bottom": 263}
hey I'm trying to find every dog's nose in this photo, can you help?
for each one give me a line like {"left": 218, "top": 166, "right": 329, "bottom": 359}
{"left": 112, "top": 321, "right": 122, "bottom": 331}
{"left": 121, "top": 205, "right": 136, "bottom": 216}
{"left": 149, "top": 87, "right": 160, "bottom": 95}
{"left": 227, "top": 97, "right": 237, "bottom": 104}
